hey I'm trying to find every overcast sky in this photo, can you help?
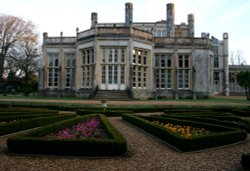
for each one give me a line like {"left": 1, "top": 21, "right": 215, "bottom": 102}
{"left": 1, "top": 0, "right": 250, "bottom": 64}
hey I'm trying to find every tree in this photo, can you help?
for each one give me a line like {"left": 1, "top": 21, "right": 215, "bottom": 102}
{"left": 229, "top": 50, "right": 247, "bottom": 65}
{"left": 10, "top": 35, "right": 41, "bottom": 86}
{"left": 0, "top": 14, "right": 37, "bottom": 82}
{"left": 236, "top": 71, "right": 250, "bottom": 100}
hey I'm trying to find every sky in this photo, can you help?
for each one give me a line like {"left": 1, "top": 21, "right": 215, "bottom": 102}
{"left": 1, "top": 0, "right": 250, "bottom": 64}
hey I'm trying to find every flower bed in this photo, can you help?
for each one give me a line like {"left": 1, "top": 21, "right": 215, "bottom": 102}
{"left": 122, "top": 114, "right": 247, "bottom": 152}
{"left": 7, "top": 114, "right": 127, "bottom": 156}
{"left": 152, "top": 121, "right": 213, "bottom": 138}
{"left": 45, "top": 116, "right": 107, "bottom": 139}
{"left": 158, "top": 115, "right": 250, "bottom": 132}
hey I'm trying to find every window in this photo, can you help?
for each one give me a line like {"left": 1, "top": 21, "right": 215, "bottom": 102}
{"left": 87, "top": 50, "right": 90, "bottom": 64}
{"left": 121, "top": 49, "right": 125, "bottom": 63}
{"left": 66, "top": 58, "right": 71, "bottom": 67}
{"left": 143, "top": 52, "right": 147, "bottom": 65}
{"left": 92, "top": 49, "right": 95, "bottom": 63}
{"left": 214, "top": 72, "right": 219, "bottom": 81}
{"left": 109, "top": 49, "right": 113, "bottom": 63}
{"left": 48, "top": 69, "right": 53, "bottom": 86}
{"left": 214, "top": 56, "right": 219, "bottom": 68}
{"left": 66, "top": 68, "right": 71, "bottom": 87}
{"left": 54, "top": 68, "right": 59, "bottom": 87}
{"left": 114, "top": 49, "right": 118, "bottom": 63}
{"left": 143, "top": 67, "right": 147, "bottom": 87}
{"left": 154, "top": 54, "right": 173, "bottom": 89}
{"left": 81, "top": 48, "right": 94, "bottom": 88}
{"left": 102, "top": 49, "right": 106, "bottom": 63}
{"left": 55, "top": 59, "right": 59, "bottom": 67}
{"left": 65, "top": 54, "right": 76, "bottom": 88}
{"left": 109, "top": 66, "right": 113, "bottom": 84}
{"left": 121, "top": 65, "right": 125, "bottom": 84}
{"left": 178, "top": 55, "right": 190, "bottom": 89}
{"left": 47, "top": 54, "right": 59, "bottom": 87}
{"left": 132, "top": 49, "right": 149, "bottom": 88}
{"left": 102, "top": 66, "right": 106, "bottom": 84}
{"left": 82, "top": 51, "right": 85, "bottom": 65}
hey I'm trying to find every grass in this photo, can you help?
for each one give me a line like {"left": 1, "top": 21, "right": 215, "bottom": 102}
{"left": 0, "top": 94, "right": 85, "bottom": 101}
{"left": 0, "top": 95, "right": 249, "bottom": 109}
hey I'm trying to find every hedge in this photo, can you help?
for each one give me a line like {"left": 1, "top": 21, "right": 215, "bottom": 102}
{"left": 242, "top": 153, "right": 250, "bottom": 170}
{"left": 122, "top": 115, "right": 247, "bottom": 152}
{"left": 158, "top": 115, "right": 250, "bottom": 132}
{"left": 7, "top": 114, "right": 127, "bottom": 156}
{"left": 231, "top": 109, "right": 250, "bottom": 117}
{"left": 0, "top": 114, "right": 76, "bottom": 136}
{"left": 0, "top": 113, "right": 59, "bottom": 122}
{"left": 0, "top": 110, "right": 58, "bottom": 116}
{"left": 76, "top": 109, "right": 133, "bottom": 117}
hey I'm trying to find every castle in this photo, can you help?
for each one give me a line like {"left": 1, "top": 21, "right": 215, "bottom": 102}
{"left": 39, "top": 2, "right": 230, "bottom": 99}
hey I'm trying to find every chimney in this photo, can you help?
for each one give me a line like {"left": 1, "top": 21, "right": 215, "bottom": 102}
{"left": 188, "top": 14, "right": 194, "bottom": 37}
{"left": 125, "top": 2, "right": 133, "bottom": 27}
{"left": 91, "top": 12, "right": 98, "bottom": 28}
{"left": 166, "top": 3, "right": 175, "bottom": 37}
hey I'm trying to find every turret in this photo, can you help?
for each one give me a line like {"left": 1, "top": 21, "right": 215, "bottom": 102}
{"left": 166, "top": 3, "right": 175, "bottom": 37}
{"left": 125, "top": 2, "right": 133, "bottom": 27}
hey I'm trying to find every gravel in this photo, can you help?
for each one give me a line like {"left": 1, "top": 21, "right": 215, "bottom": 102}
{"left": 0, "top": 117, "right": 249, "bottom": 171}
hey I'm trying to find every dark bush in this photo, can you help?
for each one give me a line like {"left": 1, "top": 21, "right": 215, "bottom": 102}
{"left": 242, "top": 153, "right": 250, "bottom": 170}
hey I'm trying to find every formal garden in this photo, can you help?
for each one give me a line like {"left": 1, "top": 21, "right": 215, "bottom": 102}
{"left": 0, "top": 101, "right": 249, "bottom": 170}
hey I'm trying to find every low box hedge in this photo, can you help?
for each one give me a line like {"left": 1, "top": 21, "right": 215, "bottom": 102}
{"left": 0, "top": 114, "right": 76, "bottom": 136}
{"left": 0, "top": 109, "right": 58, "bottom": 116}
{"left": 159, "top": 115, "right": 250, "bottom": 132}
{"left": 7, "top": 114, "right": 127, "bottom": 156}
{"left": 231, "top": 109, "right": 250, "bottom": 117}
{"left": 242, "top": 153, "right": 250, "bottom": 170}
{"left": 0, "top": 113, "right": 59, "bottom": 122}
{"left": 122, "top": 115, "right": 247, "bottom": 152}
{"left": 76, "top": 109, "right": 133, "bottom": 117}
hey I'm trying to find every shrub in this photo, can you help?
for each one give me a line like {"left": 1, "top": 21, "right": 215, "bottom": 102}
{"left": 7, "top": 114, "right": 127, "bottom": 156}
{"left": 122, "top": 115, "right": 247, "bottom": 152}
{"left": 0, "top": 114, "right": 76, "bottom": 136}
{"left": 76, "top": 109, "right": 133, "bottom": 117}
{"left": 242, "top": 153, "right": 250, "bottom": 170}
{"left": 0, "top": 113, "right": 58, "bottom": 122}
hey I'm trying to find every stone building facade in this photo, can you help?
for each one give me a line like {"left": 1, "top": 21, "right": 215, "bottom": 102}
{"left": 39, "top": 2, "right": 229, "bottom": 99}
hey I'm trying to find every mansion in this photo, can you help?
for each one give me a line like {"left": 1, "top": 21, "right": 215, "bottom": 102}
{"left": 39, "top": 2, "right": 231, "bottom": 99}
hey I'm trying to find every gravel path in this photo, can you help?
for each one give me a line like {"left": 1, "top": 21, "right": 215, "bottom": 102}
{"left": 0, "top": 117, "right": 249, "bottom": 171}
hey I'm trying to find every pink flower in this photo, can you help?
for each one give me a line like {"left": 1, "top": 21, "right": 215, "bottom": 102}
{"left": 45, "top": 116, "right": 107, "bottom": 139}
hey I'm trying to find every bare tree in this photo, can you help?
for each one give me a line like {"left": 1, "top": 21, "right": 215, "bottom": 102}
{"left": 15, "top": 36, "right": 41, "bottom": 86}
{"left": 0, "top": 14, "right": 37, "bottom": 82}
{"left": 229, "top": 49, "right": 247, "bottom": 65}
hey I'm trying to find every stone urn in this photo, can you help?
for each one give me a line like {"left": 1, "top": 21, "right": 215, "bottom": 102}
{"left": 100, "top": 99, "right": 108, "bottom": 110}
